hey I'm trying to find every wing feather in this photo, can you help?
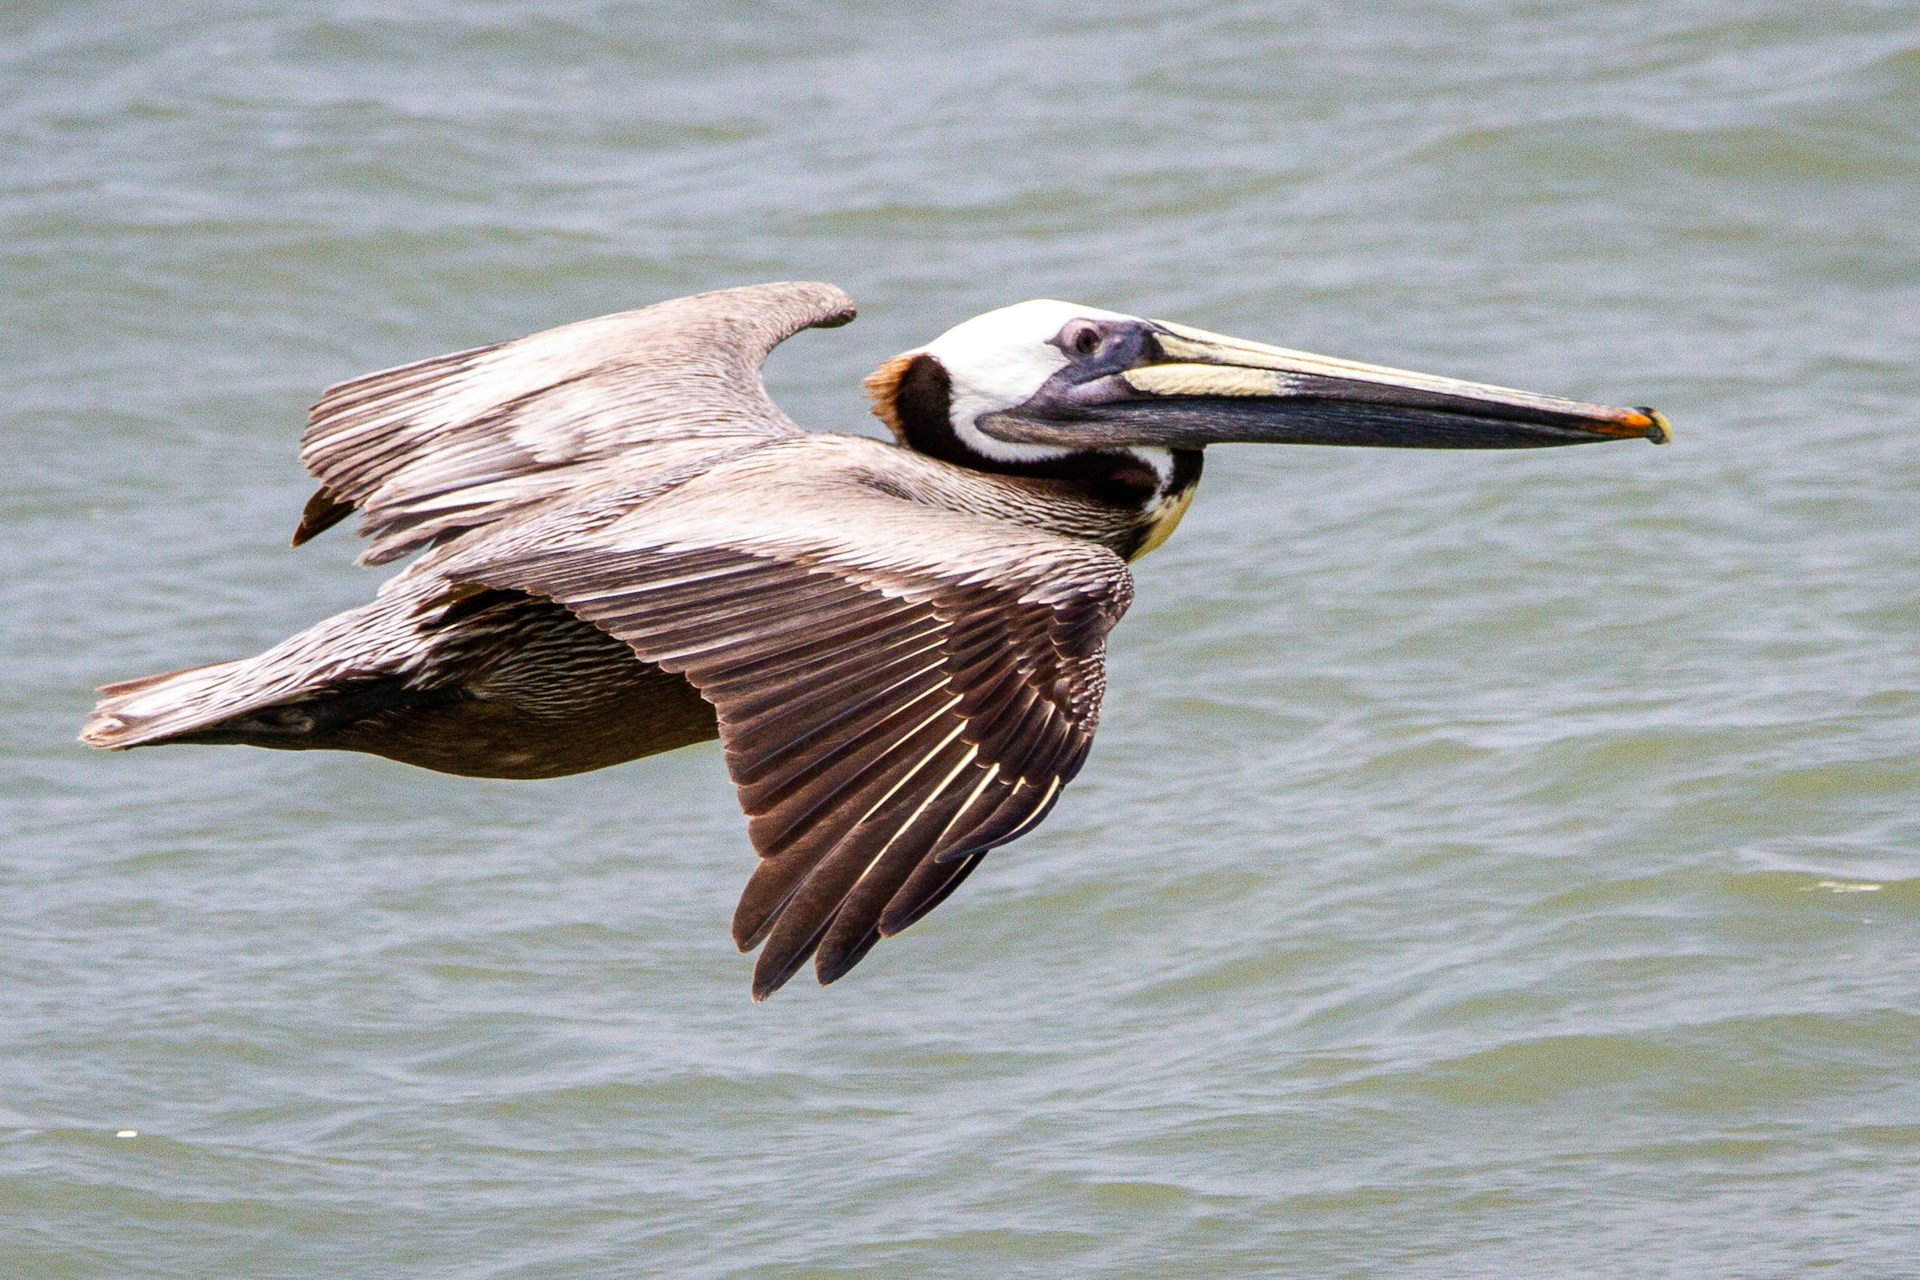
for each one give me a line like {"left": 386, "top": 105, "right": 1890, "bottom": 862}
{"left": 295, "top": 282, "right": 855, "bottom": 564}
{"left": 880, "top": 851, "right": 987, "bottom": 936}
{"left": 443, "top": 468, "right": 1132, "bottom": 998}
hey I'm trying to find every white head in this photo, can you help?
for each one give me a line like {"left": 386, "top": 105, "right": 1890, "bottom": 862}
{"left": 902, "top": 299, "right": 1144, "bottom": 464}
{"left": 918, "top": 300, "right": 1139, "bottom": 450}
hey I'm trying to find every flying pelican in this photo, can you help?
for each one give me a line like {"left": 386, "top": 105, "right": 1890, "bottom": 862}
{"left": 81, "top": 282, "right": 1669, "bottom": 999}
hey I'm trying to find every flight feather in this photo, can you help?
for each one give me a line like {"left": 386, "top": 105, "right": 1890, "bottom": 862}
{"left": 441, "top": 461, "right": 1133, "bottom": 997}
{"left": 294, "top": 281, "right": 856, "bottom": 565}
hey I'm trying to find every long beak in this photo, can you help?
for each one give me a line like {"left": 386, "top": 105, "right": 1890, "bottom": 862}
{"left": 982, "top": 320, "right": 1671, "bottom": 451}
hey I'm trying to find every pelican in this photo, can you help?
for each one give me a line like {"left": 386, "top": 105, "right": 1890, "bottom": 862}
{"left": 82, "top": 282, "right": 1669, "bottom": 999}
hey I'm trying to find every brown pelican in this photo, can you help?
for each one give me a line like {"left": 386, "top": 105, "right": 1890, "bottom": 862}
{"left": 81, "top": 282, "right": 1669, "bottom": 999}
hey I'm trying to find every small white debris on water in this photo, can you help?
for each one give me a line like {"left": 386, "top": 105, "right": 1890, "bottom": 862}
{"left": 116, "top": 1129, "right": 138, "bottom": 1138}
{"left": 1809, "top": 880, "right": 1882, "bottom": 894}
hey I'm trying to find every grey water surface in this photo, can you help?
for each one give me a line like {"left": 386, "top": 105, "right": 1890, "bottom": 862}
{"left": 5, "top": 2, "right": 1919, "bottom": 1276}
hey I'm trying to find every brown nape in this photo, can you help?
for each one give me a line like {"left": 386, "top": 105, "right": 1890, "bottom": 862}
{"left": 862, "top": 353, "right": 918, "bottom": 444}
{"left": 865, "top": 352, "right": 962, "bottom": 463}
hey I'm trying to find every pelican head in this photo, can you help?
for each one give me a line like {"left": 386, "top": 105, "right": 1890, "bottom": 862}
{"left": 869, "top": 299, "right": 1670, "bottom": 467}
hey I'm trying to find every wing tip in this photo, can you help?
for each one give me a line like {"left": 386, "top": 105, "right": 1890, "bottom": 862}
{"left": 774, "top": 280, "right": 856, "bottom": 329}
{"left": 291, "top": 488, "right": 355, "bottom": 547}
{"left": 813, "top": 943, "right": 875, "bottom": 988}
{"left": 749, "top": 954, "right": 809, "bottom": 1003}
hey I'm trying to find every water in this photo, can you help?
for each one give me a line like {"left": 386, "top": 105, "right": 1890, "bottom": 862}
{"left": 6, "top": 2, "right": 1919, "bottom": 1275}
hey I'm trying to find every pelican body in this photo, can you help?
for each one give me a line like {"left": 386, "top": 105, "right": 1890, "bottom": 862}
{"left": 82, "top": 283, "right": 1668, "bottom": 999}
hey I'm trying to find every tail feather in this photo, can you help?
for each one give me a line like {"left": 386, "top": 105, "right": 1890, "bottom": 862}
{"left": 80, "top": 592, "right": 420, "bottom": 751}
{"left": 81, "top": 657, "right": 277, "bottom": 749}
{"left": 95, "top": 660, "right": 231, "bottom": 699}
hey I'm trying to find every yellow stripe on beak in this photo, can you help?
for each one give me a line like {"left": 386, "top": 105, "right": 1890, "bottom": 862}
{"left": 1120, "top": 364, "right": 1292, "bottom": 398}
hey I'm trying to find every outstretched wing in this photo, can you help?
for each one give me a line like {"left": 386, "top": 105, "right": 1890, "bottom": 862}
{"left": 294, "top": 281, "right": 856, "bottom": 566}
{"left": 443, "top": 456, "right": 1134, "bottom": 999}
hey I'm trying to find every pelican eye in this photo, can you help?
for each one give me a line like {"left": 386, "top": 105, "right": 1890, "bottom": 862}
{"left": 1066, "top": 323, "right": 1101, "bottom": 357}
